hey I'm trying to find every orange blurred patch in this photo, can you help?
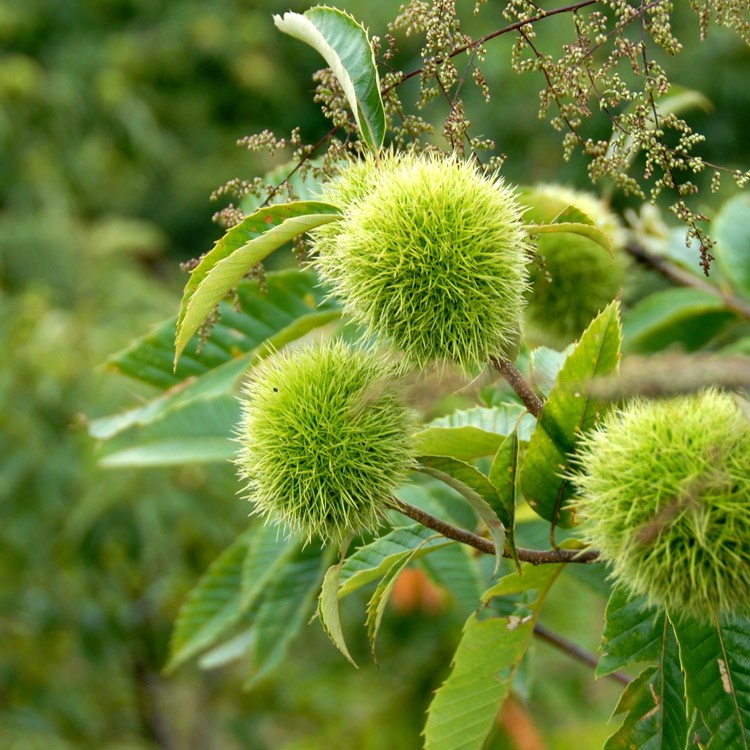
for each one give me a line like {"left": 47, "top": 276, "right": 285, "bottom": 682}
{"left": 498, "top": 695, "right": 547, "bottom": 750}
{"left": 390, "top": 568, "right": 447, "bottom": 615}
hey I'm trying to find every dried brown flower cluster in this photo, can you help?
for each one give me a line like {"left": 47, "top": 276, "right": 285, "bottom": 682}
{"left": 213, "top": 0, "right": 750, "bottom": 272}
{"left": 502, "top": 0, "right": 750, "bottom": 272}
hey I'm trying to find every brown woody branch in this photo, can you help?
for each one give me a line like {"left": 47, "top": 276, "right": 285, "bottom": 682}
{"left": 490, "top": 356, "right": 545, "bottom": 419}
{"left": 533, "top": 622, "right": 631, "bottom": 686}
{"left": 389, "top": 497, "right": 599, "bottom": 564}
{"left": 626, "top": 241, "right": 750, "bottom": 320}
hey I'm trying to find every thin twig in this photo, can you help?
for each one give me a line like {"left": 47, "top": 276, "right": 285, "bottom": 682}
{"left": 517, "top": 24, "right": 587, "bottom": 152}
{"left": 490, "top": 357, "right": 545, "bottom": 419}
{"left": 382, "top": 0, "right": 599, "bottom": 94}
{"left": 260, "top": 125, "right": 340, "bottom": 209}
{"left": 626, "top": 242, "right": 750, "bottom": 320}
{"left": 533, "top": 622, "right": 631, "bottom": 686}
{"left": 582, "top": 0, "right": 667, "bottom": 58}
{"left": 389, "top": 498, "right": 599, "bottom": 565}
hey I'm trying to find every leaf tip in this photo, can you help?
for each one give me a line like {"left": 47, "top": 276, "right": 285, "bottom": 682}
{"left": 272, "top": 11, "right": 296, "bottom": 31}
{"left": 173, "top": 338, "right": 185, "bottom": 372}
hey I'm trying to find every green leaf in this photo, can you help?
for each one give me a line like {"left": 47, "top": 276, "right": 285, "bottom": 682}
{"left": 656, "top": 86, "right": 713, "bottom": 118}
{"left": 488, "top": 433, "right": 520, "bottom": 570}
{"left": 107, "top": 269, "right": 339, "bottom": 390}
{"left": 274, "top": 6, "right": 385, "bottom": 152}
{"left": 518, "top": 188, "right": 600, "bottom": 233}
{"left": 562, "top": 554, "right": 612, "bottom": 597}
{"left": 198, "top": 628, "right": 256, "bottom": 671}
{"left": 604, "top": 623, "right": 687, "bottom": 750}
{"left": 623, "top": 288, "right": 735, "bottom": 354}
{"left": 98, "top": 438, "right": 235, "bottom": 468}
{"left": 672, "top": 614, "right": 750, "bottom": 749}
{"left": 524, "top": 220, "right": 613, "bottom": 258}
{"left": 521, "top": 301, "right": 622, "bottom": 528}
{"left": 318, "top": 560, "right": 358, "bottom": 668}
{"left": 241, "top": 525, "right": 297, "bottom": 611}
{"left": 246, "top": 545, "right": 332, "bottom": 688}
{"left": 175, "top": 201, "right": 341, "bottom": 364}
{"left": 396, "top": 481, "right": 480, "bottom": 532}
{"left": 424, "top": 563, "right": 565, "bottom": 750}
{"left": 598, "top": 585, "right": 666, "bottom": 678}
{"left": 95, "top": 396, "right": 241, "bottom": 468}
{"left": 687, "top": 712, "right": 713, "bottom": 748}
{"left": 366, "top": 541, "right": 433, "bottom": 661}
{"left": 338, "top": 524, "right": 452, "bottom": 598}
{"left": 530, "top": 346, "right": 573, "bottom": 398}
{"left": 92, "top": 352, "right": 252, "bottom": 467}
{"left": 554, "top": 204, "right": 596, "bottom": 226}
{"left": 414, "top": 404, "right": 535, "bottom": 460}
{"left": 722, "top": 338, "right": 750, "bottom": 357}
{"left": 418, "top": 455, "right": 506, "bottom": 574}
{"left": 714, "top": 194, "right": 750, "bottom": 299}
{"left": 166, "top": 531, "right": 252, "bottom": 673}
{"left": 599, "top": 586, "right": 689, "bottom": 750}
{"left": 91, "top": 271, "right": 340, "bottom": 467}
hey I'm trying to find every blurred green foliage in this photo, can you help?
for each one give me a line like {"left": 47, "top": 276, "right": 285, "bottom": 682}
{"left": 1, "top": 0, "right": 749, "bottom": 748}
{"left": 0, "top": 2, "right": 470, "bottom": 747}
{"left": 0, "top": 218, "right": 241, "bottom": 746}
{"left": 0, "top": 0, "right": 329, "bottom": 259}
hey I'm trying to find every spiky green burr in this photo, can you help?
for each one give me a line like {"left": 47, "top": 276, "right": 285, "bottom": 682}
{"left": 312, "top": 152, "right": 530, "bottom": 372}
{"left": 574, "top": 389, "right": 750, "bottom": 621}
{"left": 235, "top": 340, "right": 416, "bottom": 544}
{"left": 521, "top": 184, "right": 627, "bottom": 347}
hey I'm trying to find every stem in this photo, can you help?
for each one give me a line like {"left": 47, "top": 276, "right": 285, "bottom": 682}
{"left": 260, "top": 125, "right": 340, "bottom": 209}
{"left": 626, "top": 242, "right": 750, "bottom": 320}
{"left": 382, "top": 0, "right": 599, "bottom": 94}
{"left": 533, "top": 622, "right": 631, "bottom": 687}
{"left": 490, "top": 356, "right": 544, "bottom": 419}
{"left": 389, "top": 498, "right": 599, "bottom": 565}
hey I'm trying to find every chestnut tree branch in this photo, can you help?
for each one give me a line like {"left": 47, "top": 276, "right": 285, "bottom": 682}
{"left": 389, "top": 497, "right": 599, "bottom": 564}
{"left": 533, "top": 622, "right": 631, "bottom": 686}
{"left": 391, "top": 500, "right": 622, "bottom": 682}
{"left": 490, "top": 356, "right": 545, "bottom": 419}
{"left": 626, "top": 241, "right": 750, "bottom": 320}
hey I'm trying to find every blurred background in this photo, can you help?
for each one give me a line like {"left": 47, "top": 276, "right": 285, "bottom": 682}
{"left": 1, "top": 1, "right": 748, "bottom": 748}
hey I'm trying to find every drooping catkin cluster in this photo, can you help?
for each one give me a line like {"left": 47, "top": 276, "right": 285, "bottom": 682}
{"left": 235, "top": 340, "right": 416, "bottom": 544}
{"left": 574, "top": 389, "right": 750, "bottom": 621}
{"left": 521, "top": 184, "right": 627, "bottom": 347}
{"left": 312, "top": 151, "right": 530, "bottom": 372}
